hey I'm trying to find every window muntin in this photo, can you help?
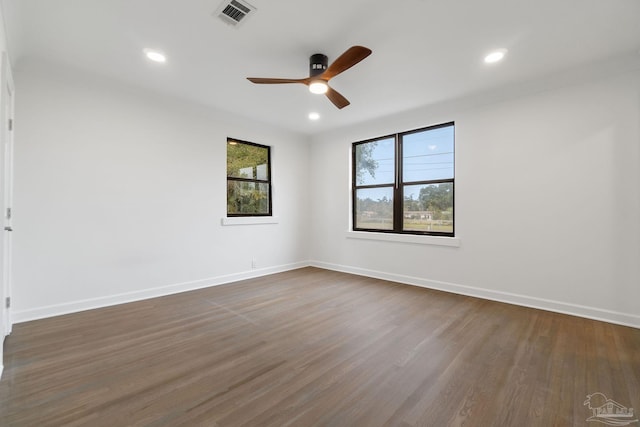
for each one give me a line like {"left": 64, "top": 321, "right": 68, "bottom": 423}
{"left": 227, "top": 138, "right": 272, "bottom": 216}
{"left": 352, "top": 122, "right": 454, "bottom": 236}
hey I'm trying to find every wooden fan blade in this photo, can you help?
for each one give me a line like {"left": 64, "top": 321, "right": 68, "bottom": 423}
{"left": 326, "top": 86, "right": 350, "bottom": 109}
{"left": 322, "top": 46, "right": 372, "bottom": 80}
{"left": 247, "top": 77, "right": 309, "bottom": 84}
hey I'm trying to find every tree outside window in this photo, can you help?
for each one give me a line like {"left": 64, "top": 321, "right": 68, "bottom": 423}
{"left": 227, "top": 138, "right": 272, "bottom": 216}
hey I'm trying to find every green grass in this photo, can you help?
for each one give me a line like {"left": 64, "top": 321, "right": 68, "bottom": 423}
{"left": 403, "top": 221, "right": 453, "bottom": 232}
{"left": 356, "top": 219, "right": 452, "bottom": 233}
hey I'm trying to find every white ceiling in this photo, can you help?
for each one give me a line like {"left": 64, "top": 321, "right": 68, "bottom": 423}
{"left": 3, "top": 0, "right": 640, "bottom": 135}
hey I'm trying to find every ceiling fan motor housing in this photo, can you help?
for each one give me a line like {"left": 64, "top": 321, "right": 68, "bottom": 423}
{"left": 310, "top": 54, "right": 328, "bottom": 77}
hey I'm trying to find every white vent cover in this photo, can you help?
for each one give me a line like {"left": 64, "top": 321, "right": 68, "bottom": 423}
{"left": 215, "top": 0, "right": 256, "bottom": 27}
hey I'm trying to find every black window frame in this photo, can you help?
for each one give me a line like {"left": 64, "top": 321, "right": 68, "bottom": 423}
{"left": 226, "top": 137, "right": 273, "bottom": 217}
{"left": 351, "top": 122, "right": 455, "bottom": 237}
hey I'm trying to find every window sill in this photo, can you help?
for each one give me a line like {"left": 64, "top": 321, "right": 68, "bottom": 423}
{"left": 221, "top": 217, "right": 279, "bottom": 226}
{"left": 345, "top": 231, "right": 460, "bottom": 247}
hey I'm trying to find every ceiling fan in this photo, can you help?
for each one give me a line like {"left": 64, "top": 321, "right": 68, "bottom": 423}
{"left": 247, "top": 45, "right": 372, "bottom": 109}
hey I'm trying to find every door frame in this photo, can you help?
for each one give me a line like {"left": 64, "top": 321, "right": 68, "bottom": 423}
{"left": 1, "top": 50, "right": 15, "bottom": 343}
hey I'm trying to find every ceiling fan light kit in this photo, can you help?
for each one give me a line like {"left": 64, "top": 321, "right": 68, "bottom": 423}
{"left": 308, "top": 53, "right": 329, "bottom": 94}
{"left": 247, "top": 46, "right": 372, "bottom": 109}
{"left": 309, "top": 81, "right": 328, "bottom": 94}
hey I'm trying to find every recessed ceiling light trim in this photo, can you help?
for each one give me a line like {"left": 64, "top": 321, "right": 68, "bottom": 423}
{"left": 484, "top": 49, "right": 507, "bottom": 64}
{"left": 308, "top": 112, "right": 320, "bottom": 120}
{"left": 144, "top": 49, "right": 167, "bottom": 63}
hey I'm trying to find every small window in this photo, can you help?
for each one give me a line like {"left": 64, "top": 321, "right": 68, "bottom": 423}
{"left": 352, "top": 122, "right": 454, "bottom": 236}
{"left": 227, "top": 138, "right": 272, "bottom": 216}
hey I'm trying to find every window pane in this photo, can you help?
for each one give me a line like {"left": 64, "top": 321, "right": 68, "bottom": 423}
{"left": 403, "top": 182, "right": 453, "bottom": 233}
{"left": 402, "top": 126, "right": 454, "bottom": 182}
{"left": 227, "top": 180, "right": 270, "bottom": 215}
{"left": 227, "top": 141, "right": 269, "bottom": 180}
{"left": 355, "top": 187, "right": 394, "bottom": 230}
{"left": 354, "top": 137, "right": 395, "bottom": 186}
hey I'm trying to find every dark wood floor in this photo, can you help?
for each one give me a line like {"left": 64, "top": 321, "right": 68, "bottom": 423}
{"left": 1, "top": 267, "right": 639, "bottom": 426}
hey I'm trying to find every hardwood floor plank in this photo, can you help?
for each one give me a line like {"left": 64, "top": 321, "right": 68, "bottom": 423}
{"left": 1, "top": 267, "right": 638, "bottom": 426}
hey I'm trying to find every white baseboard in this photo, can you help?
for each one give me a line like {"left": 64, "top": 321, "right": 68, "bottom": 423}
{"left": 12, "top": 261, "right": 309, "bottom": 324}
{"left": 309, "top": 260, "right": 640, "bottom": 329}
{"left": 12, "top": 260, "right": 640, "bottom": 329}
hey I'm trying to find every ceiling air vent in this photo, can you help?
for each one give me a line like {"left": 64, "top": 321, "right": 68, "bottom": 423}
{"left": 215, "top": 0, "right": 256, "bottom": 27}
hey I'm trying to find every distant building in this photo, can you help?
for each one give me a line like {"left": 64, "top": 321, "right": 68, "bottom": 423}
{"left": 403, "top": 211, "right": 433, "bottom": 220}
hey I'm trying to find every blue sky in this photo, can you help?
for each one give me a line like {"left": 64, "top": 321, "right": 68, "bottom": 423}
{"left": 355, "top": 125, "right": 454, "bottom": 201}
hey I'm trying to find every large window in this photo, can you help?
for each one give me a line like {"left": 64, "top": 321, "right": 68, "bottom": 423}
{"left": 352, "top": 122, "right": 454, "bottom": 236}
{"left": 227, "top": 138, "right": 272, "bottom": 216}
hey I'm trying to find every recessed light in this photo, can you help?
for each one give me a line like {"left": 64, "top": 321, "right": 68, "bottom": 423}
{"left": 484, "top": 49, "right": 507, "bottom": 64}
{"left": 308, "top": 112, "right": 320, "bottom": 120}
{"left": 144, "top": 49, "right": 167, "bottom": 63}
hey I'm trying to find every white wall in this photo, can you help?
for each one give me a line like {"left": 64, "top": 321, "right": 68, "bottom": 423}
{"left": 9, "top": 55, "right": 640, "bottom": 328}
{"left": 12, "top": 60, "right": 310, "bottom": 321}
{"left": 309, "top": 64, "right": 640, "bottom": 327}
